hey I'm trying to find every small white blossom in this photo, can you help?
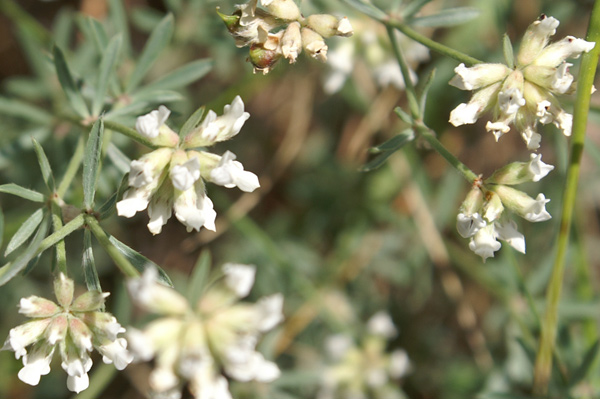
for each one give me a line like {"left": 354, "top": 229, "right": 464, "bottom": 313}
{"left": 527, "top": 153, "right": 554, "bottom": 182}
{"left": 494, "top": 220, "right": 526, "bottom": 254}
{"left": 367, "top": 312, "right": 397, "bottom": 338}
{"left": 469, "top": 224, "right": 501, "bottom": 262}
{"left": 456, "top": 212, "right": 486, "bottom": 238}
{"left": 223, "top": 263, "right": 256, "bottom": 297}
{"left": 136, "top": 105, "right": 171, "bottom": 138}
{"left": 210, "top": 151, "right": 260, "bottom": 192}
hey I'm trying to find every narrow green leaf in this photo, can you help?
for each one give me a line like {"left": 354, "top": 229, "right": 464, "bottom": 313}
{"left": 370, "top": 130, "right": 415, "bottom": 153}
{"left": 83, "top": 229, "right": 102, "bottom": 292}
{"left": 23, "top": 253, "right": 42, "bottom": 276}
{"left": 0, "top": 206, "right": 4, "bottom": 249}
{"left": 503, "top": 33, "right": 515, "bottom": 69}
{"left": 360, "top": 151, "right": 398, "bottom": 172}
{"left": 52, "top": 8, "right": 74, "bottom": 50}
{"left": 5, "top": 208, "right": 45, "bottom": 257}
{"left": 409, "top": 7, "right": 481, "bottom": 27}
{"left": 179, "top": 106, "right": 206, "bottom": 138}
{"left": 126, "top": 14, "right": 174, "bottom": 92}
{"left": 0, "top": 96, "right": 53, "bottom": 124}
{"left": 92, "top": 35, "right": 122, "bottom": 116}
{"left": 341, "top": 0, "right": 387, "bottom": 20}
{"left": 134, "top": 59, "right": 213, "bottom": 95}
{"left": 32, "top": 138, "right": 55, "bottom": 192}
{"left": 0, "top": 184, "right": 45, "bottom": 202}
{"left": 108, "top": 0, "right": 132, "bottom": 57}
{"left": 128, "top": 89, "right": 184, "bottom": 105}
{"left": 98, "top": 174, "right": 129, "bottom": 220}
{"left": 402, "top": 0, "right": 433, "bottom": 19}
{"left": 0, "top": 215, "right": 50, "bottom": 286}
{"left": 570, "top": 340, "right": 600, "bottom": 386}
{"left": 53, "top": 46, "right": 90, "bottom": 118}
{"left": 106, "top": 142, "right": 132, "bottom": 175}
{"left": 83, "top": 120, "right": 105, "bottom": 209}
{"left": 394, "top": 107, "right": 413, "bottom": 125}
{"left": 107, "top": 235, "right": 173, "bottom": 286}
{"left": 186, "top": 251, "right": 211, "bottom": 304}
{"left": 88, "top": 17, "right": 109, "bottom": 50}
{"left": 418, "top": 68, "right": 436, "bottom": 114}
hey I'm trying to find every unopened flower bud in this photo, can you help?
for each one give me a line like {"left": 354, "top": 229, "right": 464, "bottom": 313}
{"left": 302, "top": 28, "right": 328, "bottom": 62}
{"left": 263, "top": 0, "right": 301, "bottom": 21}
{"left": 18, "top": 296, "right": 61, "bottom": 318}
{"left": 307, "top": 14, "right": 353, "bottom": 38}
{"left": 71, "top": 291, "right": 109, "bottom": 313}
{"left": 249, "top": 43, "right": 282, "bottom": 74}
{"left": 449, "top": 63, "right": 510, "bottom": 91}
{"left": 54, "top": 274, "right": 74, "bottom": 309}
{"left": 216, "top": 8, "right": 241, "bottom": 32}
{"left": 517, "top": 14, "right": 560, "bottom": 66}
{"left": 490, "top": 185, "right": 551, "bottom": 222}
{"left": 482, "top": 191, "right": 504, "bottom": 222}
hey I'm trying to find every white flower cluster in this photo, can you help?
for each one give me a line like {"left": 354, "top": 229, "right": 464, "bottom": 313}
{"left": 1, "top": 274, "right": 133, "bottom": 393}
{"left": 219, "top": 0, "right": 353, "bottom": 74}
{"left": 449, "top": 14, "right": 595, "bottom": 149}
{"left": 457, "top": 154, "right": 555, "bottom": 261}
{"left": 318, "top": 312, "right": 410, "bottom": 399}
{"left": 116, "top": 96, "right": 259, "bottom": 234}
{"left": 324, "top": 19, "right": 429, "bottom": 94}
{"left": 126, "top": 265, "right": 284, "bottom": 399}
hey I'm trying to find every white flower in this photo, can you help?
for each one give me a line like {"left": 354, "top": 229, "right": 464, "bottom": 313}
{"left": 4, "top": 274, "right": 132, "bottom": 392}
{"left": 389, "top": 349, "right": 410, "bottom": 378}
{"left": 98, "top": 338, "right": 134, "bottom": 370}
{"left": 223, "top": 263, "right": 256, "bottom": 297}
{"left": 456, "top": 212, "right": 486, "bottom": 238}
{"left": 469, "top": 224, "right": 501, "bottom": 261}
{"left": 173, "top": 186, "right": 217, "bottom": 232}
{"left": 523, "top": 193, "right": 552, "bottom": 222}
{"left": 527, "top": 153, "right": 554, "bottom": 182}
{"left": 197, "top": 96, "right": 250, "bottom": 144}
{"left": 170, "top": 156, "right": 201, "bottom": 191}
{"left": 254, "top": 293, "right": 284, "bottom": 332}
{"left": 367, "top": 312, "right": 397, "bottom": 338}
{"left": 210, "top": 151, "right": 260, "bottom": 192}
{"left": 494, "top": 219, "right": 526, "bottom": 254}
{"left": 136, "top": 105, "right": 171, "bottom": 138}
{"left": 324, "top": 334, "right": 353, "bottom": 360}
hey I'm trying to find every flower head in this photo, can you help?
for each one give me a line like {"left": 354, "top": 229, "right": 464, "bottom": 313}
{"left": 126, "top": 264, "right": 283, "bottom": 399}
{"left": 449, "top": 14, "right": 595, "bottom": 149}
{"left": 117, "top": 97, "right": 259, "bottom": 235}
{"left": 2, "top": 274, "right": 132, "bottom": 393}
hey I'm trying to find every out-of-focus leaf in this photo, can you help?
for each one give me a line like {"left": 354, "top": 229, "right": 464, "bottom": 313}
{"left": 503, "top": 33, "right": 514, "bottom": 69}
{"left": 0, "top": 214, "right": 50, "bottom": 286}
{"left": 4, "top": 209, "right": 44, "bottom": 257}
{"left": 32, "top": 138, "right": 55, "bottom": 191}
{"left": 341, "top": 0, "right": 387, "bottom": 21}
{"left": 187, "top": 251, "right": 211, "bottom": 304}
{"left": 477, "top": 393, "right": 535, "bottom": 399}
{"left": 126, "top": 14, "right": 174, "bottom": 92}
{"left": 83, "top": 229, "right": 101, "bottom": 292}
{"left": 92, "top": 35, "right": 122, "bottom": 116}
{"left": 130, "top": 7, "right": 165, "bottom": 32}
{"left": 179, "top": 106, "right": 206, "bottom": 138}
{"left": 108, "top": 0, "right": 132, "bottom": 57}
{"left": 108, "top": 235, "right": 173, "bottom": 287}
{"left": 52, "top": 8, "right": 74, "bottom": 50}
{"left": 0, "top": 97, "right": 53, "bottom": 124}
{"left": 128, "top": 89, "right": 184, "bottom": 105}
{"left": 570, "top": 340, "right": 600, "bottom": 386}
{"left": 106, "top": 142, "right": 132, "bottom": 175}
{"left": 0, "top": 184, "right": 45, "bottom": 202}
{"left": 104, "top": 101, "right": 151, "bottom": 121}
{"left": 395, "top": 107, "right": 413, "bottom": 124}
{"left": 402, "top": 0, "right": 433, "bottom": 19}
{"left": 83, "top": 119, "right": 104, "bottom": 209}
{"left": 134, "top": 59, "right": 212, "bottom": 95}
{"left": 410, "top": 7, "right": 481, "bottom": 27}
{"left": 0, "top": 206, "right": 3, "bottom": 249}
{"left": 53, "top": 46, "right": 90, "bottom": 118}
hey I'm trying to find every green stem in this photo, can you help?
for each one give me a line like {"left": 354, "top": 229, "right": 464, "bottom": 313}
{"left": 415, "top": 123, "right": 479, "bottom": 184}
{"left": 384, "top": 17, "right": 482, "bottom": 66}
{"left": 532, "top": 3, "right": 600, "bottom": 395}
{"left": 85, "top": 215, "right": 139, "bottom": 278}
{"left": 37, "top": 213, "right": 85, "bottom": 256}
{"left": 386, "top": 26, "right": 420, "bottom": 118}
{"left": 50, "top": 200, "right": 68, "bottom": 275}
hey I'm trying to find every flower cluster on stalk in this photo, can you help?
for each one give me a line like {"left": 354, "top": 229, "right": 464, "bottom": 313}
{"left": 116, "top": 96, "right": 259, "bottom": 235}
{"left": 317, "top": 312, "right": 410, "bottom": 399}
{"left": 449, "top": 14, "right": 595, "bottom": 149}
{"left": 126, "top": 265, "right": 283, "bottom": 399}
{"left": 457, "top": 154, "right": 555, "bottom": 261}
{"left": 2, "top": 274, "right": 133, "bottom": 393}
{"left": 218, "top": 0, "right": 354, "bottom": 74}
